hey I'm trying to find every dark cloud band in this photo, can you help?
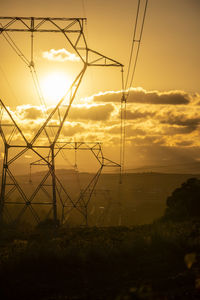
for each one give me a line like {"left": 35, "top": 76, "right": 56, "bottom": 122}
{"left": 92, "top": 88, "right": 192, "bottom": 105}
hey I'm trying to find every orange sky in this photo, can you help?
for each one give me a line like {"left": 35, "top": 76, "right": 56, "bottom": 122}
{"left": 0, "top": 0, "right": 199, "bottom": 95}
{"left": 0, "top": 0, "right": 200, "bottom": 172}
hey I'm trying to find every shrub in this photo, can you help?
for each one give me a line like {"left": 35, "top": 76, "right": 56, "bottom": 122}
{"left": 164, "top": 177, "right": 200, "bottom": 220}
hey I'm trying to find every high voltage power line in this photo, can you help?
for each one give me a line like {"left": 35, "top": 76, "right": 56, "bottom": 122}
{"left": 120, "top": 0, "right": 149, "bottom": 179}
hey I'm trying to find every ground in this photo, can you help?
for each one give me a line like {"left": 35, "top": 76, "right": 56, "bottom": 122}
{"left": 0, "top": 220, "right": 200, "bottom": 299}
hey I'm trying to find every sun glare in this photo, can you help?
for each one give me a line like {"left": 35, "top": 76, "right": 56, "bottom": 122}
{"left": 41, "top": 72, "right": 72, "bottom": 104}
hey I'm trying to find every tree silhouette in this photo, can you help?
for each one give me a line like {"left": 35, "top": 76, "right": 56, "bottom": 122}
{"left": 165, "top": 178, "right": 200, "bottom": 220}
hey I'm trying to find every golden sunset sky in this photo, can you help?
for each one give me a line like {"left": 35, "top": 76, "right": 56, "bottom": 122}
{"left": 0, "top": 0, "right": 200, "bottom": 172}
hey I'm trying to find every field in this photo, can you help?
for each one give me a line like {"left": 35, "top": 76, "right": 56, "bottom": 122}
{"left": 0, "top": 219, "right": 200, "bottom": 299}
{"left": 2, "top": 171, "right": 199, "bottom": 226}
{"left": 1, "top": 172, "right": 200, "bottom": 299}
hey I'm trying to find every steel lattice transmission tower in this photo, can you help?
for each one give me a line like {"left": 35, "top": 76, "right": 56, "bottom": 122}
{"left": 0, "top": 17, "right": 123, "bottom": 225}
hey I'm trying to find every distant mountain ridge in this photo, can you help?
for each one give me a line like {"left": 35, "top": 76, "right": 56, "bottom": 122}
{"left": 126, "top": 161, "right": 200, "bottom": 174}
{"left": 1, "top": 159, "right": 200, "bottom": 175}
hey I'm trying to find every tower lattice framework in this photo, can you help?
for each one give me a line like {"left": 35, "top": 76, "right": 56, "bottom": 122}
{"left": 0, "top": 17, "right": 123, "bottom": 225}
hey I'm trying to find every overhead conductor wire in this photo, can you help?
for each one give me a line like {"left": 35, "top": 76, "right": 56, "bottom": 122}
{"left": 120, "top": 0, "right": 148, "bottom": 181}
{"left": 126, "top": 0, "right": 149, "bottom": 97}
{"left": 0, "top": 28, "right": 54, "bottom": 144}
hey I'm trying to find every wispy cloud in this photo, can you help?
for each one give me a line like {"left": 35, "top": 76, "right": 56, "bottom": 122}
{"left": 43, "top": 48, "right": 80, "bottom": 62}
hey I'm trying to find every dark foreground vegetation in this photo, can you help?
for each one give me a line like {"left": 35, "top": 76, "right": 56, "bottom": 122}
{"left": 0, "top": 219, "right": 200, "bottom": 299}
{"left": 1, "top": 177, "right": 200, "bottom": 299}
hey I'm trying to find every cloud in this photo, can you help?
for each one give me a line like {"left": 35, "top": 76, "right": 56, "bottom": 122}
{"left": 129, "top": 89, "right": 191, "bottom": 105}
{"left": 126, "top": 144, "right": 200, "bottom": 170}
{"left": 1, "top": 87, "right": 200, "bottom": 174}
{"left": 125, "top": 109, "right": 156, "bottom": 120}
{"left": 176, "top": 141, "right": 194, "bottom": 147}
{"left": 68, "top": 104, "right": 114, "bottom": 121}
{"left": 159, "top": 113, "right": 200, "bottom": 127}
{"left": 92, "top": 88, "right": 192, "bottom": 105}
{"left": 62, "top": 123, "right": 85, "bottom": 137}
{"left": 16, "top": 105, "right": 44, "bottom": 120}
{"left": 105, "top": 124, "right": 145, "bottom": 136}
{"left": 14, "top": 103, "right": 115, "bottom": 123}
{"left": 163, "top": 125, "right": 197, "bottom": 135}
{"left": 131, "top": 135, "right": 166, "bottom": 146}
{"left": 43, "top": 48, "right": 80, "bottom": 62}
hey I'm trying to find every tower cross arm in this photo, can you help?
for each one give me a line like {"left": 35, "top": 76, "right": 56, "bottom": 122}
{"left": 0, "top": 17, "right": 86, "bottom": 33}
{"left": 87, "top": 48, "right": 123, "bottom": 67}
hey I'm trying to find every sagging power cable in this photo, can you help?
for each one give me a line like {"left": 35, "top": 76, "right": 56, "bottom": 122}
{"left": 0, "top": 29, "right": 53, "bottom": 143}
{"left": 1, "top": 30, "right": 30, "bottom": 66}
{"left": 120, "top": 67, "right": 126, "bottom": 183}
{"left": 126, "top": 0, "right": 149, "bottom": 98}
{"left": 1, "top": 31, "right": 47, "bottom": 108}
{"left": 120, "top": 0, "right": 149, "bottom": 178}
{"left": 125, "top": 0, "right": 141, "bottom": 90}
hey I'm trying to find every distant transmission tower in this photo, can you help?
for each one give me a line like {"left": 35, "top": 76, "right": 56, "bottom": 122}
{"left": 0, "top": 17, "right": 123, "bottom": 225}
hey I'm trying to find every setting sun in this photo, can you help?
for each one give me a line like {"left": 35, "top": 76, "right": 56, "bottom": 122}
{"left": 41, "top": 71, "right": 72, "bottom": 104}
